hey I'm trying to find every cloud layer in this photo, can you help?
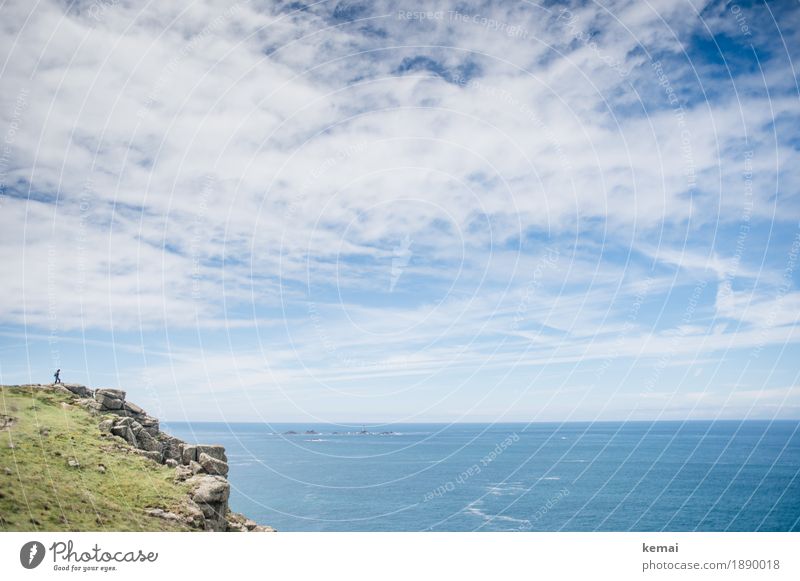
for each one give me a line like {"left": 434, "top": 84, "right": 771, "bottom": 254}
{"left": 1, "top": 0, "right": 799, "bottom": 421}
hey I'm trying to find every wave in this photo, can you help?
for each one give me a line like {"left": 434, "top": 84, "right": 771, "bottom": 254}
{"left": 463, "top": 500, "right": 531, "bottom": 528}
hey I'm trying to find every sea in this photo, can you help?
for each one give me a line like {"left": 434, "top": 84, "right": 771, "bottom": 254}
{"left": 161, "top": 420, "right": 800, "bottom": 532}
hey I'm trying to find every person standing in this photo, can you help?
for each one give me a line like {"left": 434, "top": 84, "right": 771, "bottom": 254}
{"left": 53, "top": 369, "right": 61, "bottom": 384}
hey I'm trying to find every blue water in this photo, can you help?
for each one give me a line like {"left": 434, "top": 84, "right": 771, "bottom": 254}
{"left": 161, "top": 420, "right": 800, "bottom": 531}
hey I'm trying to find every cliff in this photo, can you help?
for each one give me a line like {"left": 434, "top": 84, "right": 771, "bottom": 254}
{"left": 0, "top": 383, "right": 273, "bottom": 532}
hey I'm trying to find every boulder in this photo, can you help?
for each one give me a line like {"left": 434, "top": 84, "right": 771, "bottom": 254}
{"left": 77, "top": 398, "right": 102, "bottom": 413}
{"left": 181, "top": 445, "right": 198, "bottom": 465}
{"left": 165, "top": 458, "right": 178, "bottom": 468}
{"left": 123, "top": 401, "right": 144, "bottom": 415}
{"left": 136, "top": 416, "right": 159, "bottom": 436}
{"left": 187, "top": 475, "right": 230, "bottom": 505}
{"left": 133, "top": 449, "right": 162, "bottom": 463}
{"left": 195, "top": 445, "right": 227, "bottom": 463}
{"left": 96, "top": 388, "right": 126, "bottom": 400}
{"left": 198, "top": 452, "right": 229, "bottom": 476}
{"left": 110, "top": 425, "right": 136, "bottom": 446}
{"left": 180, "top": 499, "right": 207, "bottom": 529}
{"left": 158, "top": 434, "right": 184, "bottom": 462}
{"left": 95, "top": 392, "right": 123, "bottom": 410}
{"left": 137, "top": 430, "right": 163, "bottom": 454}
{"left": 98, "top": 419, "right": 114, "bottom": 434}
{"left": 62, "top": 384, "right": 93, "bottom": 398}
{"left": 174, "top": 465, "right": 193, "bottom": 482}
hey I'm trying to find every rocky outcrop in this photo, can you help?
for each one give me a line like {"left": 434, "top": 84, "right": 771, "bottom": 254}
{"left": 55, "top": 383, "right": 271, "bottom": 532}
{"left": 62, "top": 383, "right": 94, "bottom": 398}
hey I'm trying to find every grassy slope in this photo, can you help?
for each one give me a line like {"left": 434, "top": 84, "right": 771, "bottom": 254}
{"left": 0, "top": 385, "right": 191, "bottom": 531}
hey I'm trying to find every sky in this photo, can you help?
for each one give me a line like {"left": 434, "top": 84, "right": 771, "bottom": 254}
{"left": 1, "top": 0, "right": 799, "bottom": 423}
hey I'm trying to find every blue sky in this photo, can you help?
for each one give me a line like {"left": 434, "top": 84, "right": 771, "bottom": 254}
{"left": 1, "top": 0, "right": 799, "bottom": 422}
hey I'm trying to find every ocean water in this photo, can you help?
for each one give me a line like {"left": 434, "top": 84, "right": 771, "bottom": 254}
{"left": 161, "top": 420, "right": 800, "bottom": 532}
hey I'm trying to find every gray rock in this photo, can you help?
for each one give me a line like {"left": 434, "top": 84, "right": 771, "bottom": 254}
{"left": 189, "top": 460, "right": 204, "bottom": 475}
{"left": 98, "top": 419, "right": 114, "bottom": 433}
{"left": 181, "top": 499, "right": 206, "bottom": 529}
{"left": 165, "top": 458, "right": 178, "bottom": 468}
{"left": 67, "top": 458, "right": 80, "bottom": 468}
{"left": 174, "top": 465, "right": 193, "bottom": 482}
{"left": 133, "top": 449, "right": 162, "bottom": 463}
{"left": 95, "top": 393, "right": 123, "bottom": 410}
{"left": 198, "top": 452, "right": 229, "bottom": 476}
{"left": 181, "top": 445, "right": 198, "bottom": 465}
{"left": 138, "top": 430, "right": 163, "bottom": 454}
{"left": 136, "top": 416, "right": 159, "bottom": 436}
{"left": 111, "top": 425, "right": 136, "bottom": 446}
{"left": 123, "top": 400, "right": 144, "bottom": 415}
{"left": 115, "top": 416, "right": 135, "bottom": 427}
{"left": 52, "top": 385, "right": 74, "bottom": 396}
{"left": 96, "top": 388, "right": 126, "bottom": 400}
{"left": 77, "top": 398, "right": 102, "bottom": 413}
{"left": 187, "top": 475, "right": 230, "bottom": 505}
{"left": 159, "top": 434, "right": 184, "bottom": 462}
{"left": 146, "top": 508, "right": 181, "bottom": 522}
{"left": 62, "top": 384, "right": 93, "bottom": 398}
{"left": 195, "top": 445, "right": 227, "bottom": 463}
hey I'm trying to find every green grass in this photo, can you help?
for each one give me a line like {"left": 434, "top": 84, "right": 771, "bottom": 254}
{"left": 0, "top": 385, "right": 192, "bottom": 531}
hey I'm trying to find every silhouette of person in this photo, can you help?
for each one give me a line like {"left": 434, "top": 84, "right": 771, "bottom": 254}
{"left": 54, "top": 369, "right": 61, "bottom": 384}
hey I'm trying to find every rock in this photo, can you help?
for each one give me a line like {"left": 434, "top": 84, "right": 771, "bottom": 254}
{"left": 180, "top": 499, "right": 206, "bottom": 529}
{"left": 187, "top": 475, "right": 231, "bottom": 531}
{"left": 38, "top": 426, "right": 50, "bottom": 437}
{"left": 226, "top": 511, "right": 275, "bottom": 533}
{"left": 159, "top": 434, "right": 184, "bottom": 462}
{"left": 165, "top": 458, "right": 178, "bottom": 468}
{"left": 96, "top": 388, "right": 126, "bottom": 400}
{"left": 3, "top": 467, "right": 11, "bottom": 475}
{"left": 196, "top": 445, "right": 227, "bottom": 463}
{"left": 98, "top": 419, "right": 114, "bottom": 433}
{"left": 95, "top": 392, "right": 123, "bottom": 410}
{"left": 136, "top": 416, "right": 159, "bottom": 436}
{"left": 133, "top": 449, "right": 162, "bottom": 463}
{"left": 97, "top": 464, "right": 106, "bottom": 474}
{"left": 181, "top": 445, "right": 198, "bottom": 465}
{"left": 62, "top": 384, "right": 93, "bottom": 398}
{"left": 187, "top": 475, "right": 230, "bottom": 505}
{"left": 198, "top": 452, "right": 229, "bottom": 476}
{"left": 77, "top": 398, "right": 102, "bottom": 413}
{"left": 67, "top": 458, "right": 80, "bottom": 469}
{"left": 137, "top": 429, "right": 163, "bottom": 454}
{"left": 123, "top": 401, "right": 144, "bottom": 415}
{"left": 174, "top": 465, "right": 192, "bottom": 482}
{"left": 189, "top": 460, "right": 204, "bottom": 475}
{"left": 111, "top": 425, "right": 137, "bottom": 446}
{"left": 52, "top": 385, "right": 74, "bottom": 396}
{"left": 145, "top": 508, "right": 181, "bottom": 522}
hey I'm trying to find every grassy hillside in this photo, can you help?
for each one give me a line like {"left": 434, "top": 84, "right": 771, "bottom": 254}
{"left": 0, "top": 385, "right": 192, "bottom": 531}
